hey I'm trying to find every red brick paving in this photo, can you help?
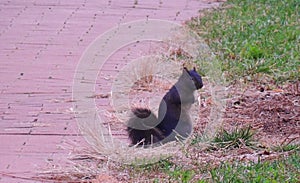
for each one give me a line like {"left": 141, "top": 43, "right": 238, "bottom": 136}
{"left": 0, "top": 0, "right": 222, "bottom": 182}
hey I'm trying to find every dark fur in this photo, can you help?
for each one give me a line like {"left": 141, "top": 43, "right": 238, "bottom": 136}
{"left": 127, "top": 67, "right": 203, "bottom": 146}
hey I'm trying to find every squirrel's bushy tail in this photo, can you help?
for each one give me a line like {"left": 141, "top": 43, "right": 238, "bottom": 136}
{"left": 127, "top": 108, "right": 164, "bottom": 146}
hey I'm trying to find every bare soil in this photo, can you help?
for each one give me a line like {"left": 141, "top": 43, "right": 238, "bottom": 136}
{"left": 201, "top": 81, "right": 300, "bottom": 147}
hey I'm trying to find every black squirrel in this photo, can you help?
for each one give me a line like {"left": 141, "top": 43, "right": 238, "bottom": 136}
{"left": 127, "top": 67, "right": 203, "bottom": 146}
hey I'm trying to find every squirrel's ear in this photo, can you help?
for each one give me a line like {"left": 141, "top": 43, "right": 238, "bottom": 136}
{"left": 183, "top": 67, "right": 189, "bottom": 74}
{"left": 183, "top": 67, "right": 190, "bottom": 76}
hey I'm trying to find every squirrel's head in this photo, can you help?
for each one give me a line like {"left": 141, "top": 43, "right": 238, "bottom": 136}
{"left": 182, "top": 67, "right": 203, "bottom": 90}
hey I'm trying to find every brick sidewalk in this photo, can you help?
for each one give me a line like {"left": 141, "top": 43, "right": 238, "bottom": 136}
{"left": 0, "top": 0, "right": 221, "bottom": 182}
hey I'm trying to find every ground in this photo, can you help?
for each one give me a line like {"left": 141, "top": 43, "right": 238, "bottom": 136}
{"left": 1, "top": 0, "right": 298, "bottom": 182}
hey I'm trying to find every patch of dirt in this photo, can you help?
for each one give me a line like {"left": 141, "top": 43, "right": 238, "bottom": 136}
{"left": 196, "top": 81, "right": 300, "bottom": 146}
{"left": 224, "top": 82, "right": 299, "bottom": 146}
